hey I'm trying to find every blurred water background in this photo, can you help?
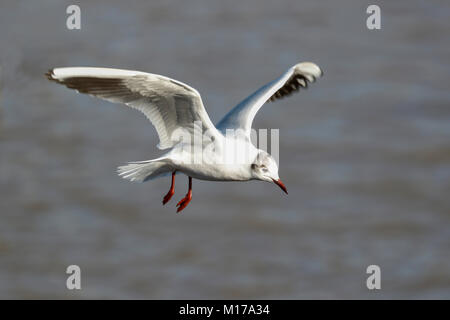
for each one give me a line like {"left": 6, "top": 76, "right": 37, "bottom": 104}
{"left": 0, "top": 0, "right": 449, "bottom": 299}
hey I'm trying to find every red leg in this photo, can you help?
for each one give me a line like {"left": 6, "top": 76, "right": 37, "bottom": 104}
{"left": 176, "top": 176, "right": 192, "bottom": 213}
{"left": 162, "top": 171, "right": 176, "bottom": 205}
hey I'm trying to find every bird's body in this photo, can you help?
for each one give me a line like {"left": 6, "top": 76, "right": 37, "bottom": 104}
{"left": 168, "top": 136, "right": 259, "bottom": 181}
{"left": 46, "top": 62, "right": 322, "bottom": 212}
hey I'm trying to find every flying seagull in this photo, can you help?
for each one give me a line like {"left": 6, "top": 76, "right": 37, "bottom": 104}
{"left": 46, "top": 62, "right": 322, "bottom": 212}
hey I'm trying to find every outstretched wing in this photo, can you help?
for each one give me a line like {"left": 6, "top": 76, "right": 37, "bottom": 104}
{"left": 216, "top": 62, "right": 323, "bottom": 138}
{"left": 46, "top": 67, "right": 221, "bottom": 149}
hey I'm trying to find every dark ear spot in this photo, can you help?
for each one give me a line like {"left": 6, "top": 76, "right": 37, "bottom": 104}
{"left": 251, "top": 163, "right": 257, "bottom": 170}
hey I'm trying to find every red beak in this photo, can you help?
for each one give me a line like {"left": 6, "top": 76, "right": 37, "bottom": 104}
{"left": 273, "top": 179, "right": 288, "bottom": 194}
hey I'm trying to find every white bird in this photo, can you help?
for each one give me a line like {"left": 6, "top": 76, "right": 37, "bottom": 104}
{"left": 46, "top": 62, "right": 322, "bottom": 212}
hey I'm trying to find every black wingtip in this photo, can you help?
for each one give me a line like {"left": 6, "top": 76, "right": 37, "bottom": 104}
{"left": 45, "top": 69, "right": 55, "bottom": 81}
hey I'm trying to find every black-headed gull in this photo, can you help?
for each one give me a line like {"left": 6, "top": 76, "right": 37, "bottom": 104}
{"left": 46, "top": 62, "right": 322, "bottom": 212}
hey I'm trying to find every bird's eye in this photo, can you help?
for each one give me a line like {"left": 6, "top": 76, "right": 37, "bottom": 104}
{"left": 262, "top": 168, "right": 268, "bottom": 172}
{"left": 251, "top": 164, "right": 257, "bottom": 170}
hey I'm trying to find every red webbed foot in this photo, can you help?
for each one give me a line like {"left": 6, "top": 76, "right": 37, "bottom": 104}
{"left": 162, "top": 171, "right": 176, "bottom": 205}
{"left": 176, "top": 191, "right": 192, "bottom": 213}
{"left": 176, "top": 176, "right": 193, "bottom": 213}
{"left": 162, "top": 190, "right": 174, "bottom": 205}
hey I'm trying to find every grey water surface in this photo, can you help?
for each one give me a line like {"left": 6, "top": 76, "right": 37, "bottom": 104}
{"left": 0, "top": 0, "right": 449, "bottom": 298}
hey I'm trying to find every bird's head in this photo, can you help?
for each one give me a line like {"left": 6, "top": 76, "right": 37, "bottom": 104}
{"left": 251, "top": 151, "right": 287, "bottom": 194}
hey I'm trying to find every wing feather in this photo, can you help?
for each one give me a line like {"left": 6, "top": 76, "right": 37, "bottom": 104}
{"left": 46, "top": 67, "right": 220, "bottom": 149}
{"left": 216, "top": 62, "right": 323, "bottom": 138}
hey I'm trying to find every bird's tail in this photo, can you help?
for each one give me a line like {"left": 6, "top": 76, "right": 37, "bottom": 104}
{"left": 117, "top": 158, "right": 171, "bottom": 182}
